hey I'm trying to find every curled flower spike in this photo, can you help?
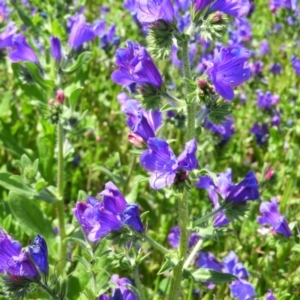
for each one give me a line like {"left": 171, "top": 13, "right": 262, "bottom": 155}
{"left": 206, "top": 45, "right": 251, "bottom": 100}
{"left": 140, "top": 137, "right": 199, "bottom": 189}
{"left": 73, "top": 182, "right": 144, "bottom": 242}
{"left": 257, "top": 198, "right": 292, "bottom": 238}
{"left": 136, "top": 0, "right": 175, "bottom": 25}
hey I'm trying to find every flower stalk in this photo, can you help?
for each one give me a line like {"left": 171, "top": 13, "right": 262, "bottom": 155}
{"left": 133, "top": 265, "right": 147, "bottom": 300}
{"left": 56, "top": 122, "right": 67, "bottom": 275}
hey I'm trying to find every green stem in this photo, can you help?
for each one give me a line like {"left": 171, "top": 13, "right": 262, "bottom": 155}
{"left": 182, "top": 38, "right": 195, "bottom": 141}
{"left": 183, "top": 238, "right": 203, "bottom": 269}
{"left": 38, "top": 282, "right": 61, "bottom": 300}
{"left": 133, "top": 265, "right": 147, "bottom": 300}
{"left": 168, "top": 35, "right": 195, "bottom": 300}
{"left": 193, "top": 206, "right": 224, "bottom": 226}
{"left": 56, "top": 123, "right": 67, "bottom": 275}
{"left": 168, "top": 191, "right": 189, "bottom": 300}
{"left": 138, "top": 233, "right": 169, "bottom": 255}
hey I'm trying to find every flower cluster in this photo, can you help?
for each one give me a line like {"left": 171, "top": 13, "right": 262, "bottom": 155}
{"left": 73, "top": 182, "right": 144, "bottom": 242}
{"left": 0, "top": 229, "right": 48, "bottom": 279}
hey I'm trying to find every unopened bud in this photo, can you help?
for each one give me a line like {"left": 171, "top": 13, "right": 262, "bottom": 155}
{"left": 265, "top": 168, "right": 274, "bottom": 181}
{"left": 128, "top": 132, "right": 144, "bottom": 147}
{"left": 211, "top": 12, "right": 223, "bottom": 23}
{"left": 48, "top": 98, "right": 55, "bottom": 105}
{"left": 198, "top": 78, "right": 208, "bottom": 88}
{"left": 56, "top": 90, "right": 65, "bottom": 104}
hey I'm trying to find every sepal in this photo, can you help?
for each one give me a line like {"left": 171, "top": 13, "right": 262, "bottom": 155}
{"left": 147, "top": 19, "right": 176, "bottom": 59}
{"left": 206, "top": 100, "right": 233, "bottom": 124}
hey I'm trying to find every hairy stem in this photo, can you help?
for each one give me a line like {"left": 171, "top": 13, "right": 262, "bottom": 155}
{"left": 168, "top": 35, "right": 195, "bottom": 300}
{"left": 168, "top": 191, "right": 189, "bottom": 300}
{"left": 56, "top": 123, "right": 67, "bottom": 275}
{"left": 133, "top": 265, "right": 147, "bottom": 300}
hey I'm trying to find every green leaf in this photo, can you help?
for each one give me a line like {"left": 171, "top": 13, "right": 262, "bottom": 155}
{"left": 157, "top": 257, "right": 174, "bottom": 275}
{"left": 25, "top": 63, "right": 55, "bottom": 91}
{"left": 192, "top": 269, "right": 237, "bottom": 283}
{"left": 63, "top": 52, "right": 91, "bottom": 74}
{"left": 69, "top": 87, "right": 83, "bottom": 111}
{"left": 0, "top": 173, "right": 55, "bottom": 203}
{"left": 11, "top": 2, "right": 33, "bottom": 26}
{"left": 8, "top": 191, "right": 55, "bottom": 240}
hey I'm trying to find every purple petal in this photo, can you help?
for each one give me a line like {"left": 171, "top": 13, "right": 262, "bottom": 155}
{"left": 99, "top": 182, "right": 127, "bottom": 215}
{"left": 226, "top": 171, "right": 260, "bottom": 204}
{"left": 9, "top": 34, "right": 38, "bottom": 63}
{"left": 178, "top": 139, "right": 199, "bottom": 171}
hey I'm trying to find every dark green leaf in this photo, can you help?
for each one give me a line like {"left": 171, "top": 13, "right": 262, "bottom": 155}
{"left": 8, "top": 192, "right": 55, "bottom": 239}
{"left": 192, "top": 269, "right": 237, "bottom": 283}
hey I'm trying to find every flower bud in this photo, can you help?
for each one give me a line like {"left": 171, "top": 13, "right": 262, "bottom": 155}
{"left": 56, "top": 90, "right": 65, "bottom": 104}
{"left": 128, "top": 132, "right": 144, "bottom": 147}
{"left": 28, "top": 235, "right": 49, "bottom": 275}
{"left": 48, "top": 98, "right": 55, "bottom": 105}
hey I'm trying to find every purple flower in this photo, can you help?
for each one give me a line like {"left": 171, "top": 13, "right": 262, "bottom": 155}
{"left": 206, "top": 46, "right": 251, "bottom": 100}
{"left": 269, "top": 62, "right": 282, "bottom": 75}
{"left": 256, "top": 90, "right": 279, "bottom": 109}
{"left": 50, "top": 36, "right": 62, "bottom": 63}
{"left": 194, "top": 0, "right": 250, "bottom": 17}
{"left": 168, "top": 226, "right": 200, "bottom": 248}
{"left": 73, "top": 182, "right": 144, "bottom": 242}
{"left": 68, "top": 14, "right": 96, "bottom": 50}
{"left": 250, "top": 122, "right": 269, "bottom": 145}
{"left": 197, "top": 252, "right": 223, "bottom": 271}
{"left": 230, "top": 279, "right": 256, "bottom": 300}
{"left": 230, "top": 18, "right": 252, "bottom": 44}
{"left": 98, "top": 274, "right": 138, "bottom": 300}
{"left": 257, "top": 198, "right": 292, "bottom": 238}
{"left": 140, "top": 138, "right": 198, "bottom": 189}
{"left": 0, "top": 229, "right": 39, "bottom": 278}
{"left": 0, "top": 22, "right": 17, "bottom": 48}
{"left": 9, "top": 34, "right": 38, "bottom": 63}
{"left": 259, "top": 40, "right": 270, "bottom": 56}
{"left": 196, "top": 169, "right": 259, "bottom": 206}
{"left": 223, "top": 251, "right": 249, "bottom": 280}
{"left": 265, "top": 289, "right": 276, "bottom": 300}
{"left": 136, "top": 0, "right": 175, "bottom": 24}
{"left": 122, "top": 99, "right": 162, "bottom": 142}
{"left": 291, "top": 56, "right": 300, "bottom": 75}
{"left": 269, "top": 0, "right": 298, "bottom": 12}
{"left": 111, "top": 40, "right": 163, "bottom": 89}
{"left": 250, "top": 61, "right": 264, "bottom": 76}
{"left": 271, "top": 110, "right": 281, "bottom": 127}
{"left": 205, "top": 116, "right": 235, "bottom": 143}
{"left": 28, "top": 235, "right": 49, "bottom": 275}
{"left": 0, "top": 0, "right": 10, "bottom": 21}
{"left": 196, "top": 252, "right": 223, "bottom": 289}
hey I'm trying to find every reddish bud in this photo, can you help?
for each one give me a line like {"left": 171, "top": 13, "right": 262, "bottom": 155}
{"left": 56, "top": 90, "right": 65, "bottom": 104}
{"left": 211, "top": 11, "right": 223, "bottom": 22}
{"left": 198, "top": 78, "right": 208, "bottom": 88}
{"left": 128, "top": 132, "right": 144, "bottom": 147}
{"left": 265, "top": 167, "right": 274, "bottom": 181}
